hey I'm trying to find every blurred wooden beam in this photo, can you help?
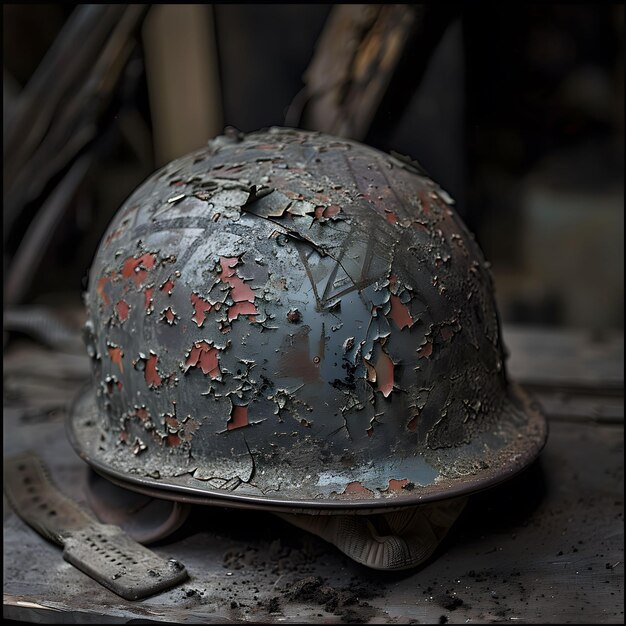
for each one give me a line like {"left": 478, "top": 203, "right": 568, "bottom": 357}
{"left": 142, "top": 4, "right": 223, "bottom": 165}
{"left": 294, "top": 4, "right": 457, "bottom": 142}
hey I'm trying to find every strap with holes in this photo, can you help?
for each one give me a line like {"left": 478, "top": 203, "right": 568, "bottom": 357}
{"left": 3, "top": 452, "right": 189, "bottom": 600}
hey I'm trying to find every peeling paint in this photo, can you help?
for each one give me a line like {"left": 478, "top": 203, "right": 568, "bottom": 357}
{"left": 79, "top": 127, "right": 535, "bottom": 504}
{"left": 342, "top": 481, "right": 374, "bottom": 496}
{"left": 191, "top": 292, "right": 213, "bottom": 327}
{"left": 115, "top": 300, "right": 130, "bottom": 322}
{"left": 144, "top": 353, "right": 163, "bottom": 388}
{"left": 227, "top": 404, "right": 249, "bottom": 430}
{"left": 162, "top": 307, "right": 178, "bottom": 325}
{"left": 107, "top": 344, "right": 124, "bottom": 373}
{"left": 185, "top": 341, "right": 222, "bottom": 379}
{"left": 121, "top": 252, "right": 157, "bottom": 286}
{"left": 389, "top": 295, "right": 414, "bottom": 330}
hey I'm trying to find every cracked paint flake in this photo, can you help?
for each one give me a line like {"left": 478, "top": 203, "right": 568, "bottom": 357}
{"left": 227, "top": 404, "right": 249, "bottom": 430}
{"left": 185, "top": 341, "right": 222, "bottom": 378}
{"left": 191, "top": 292, "right": 213, "bottom": 327}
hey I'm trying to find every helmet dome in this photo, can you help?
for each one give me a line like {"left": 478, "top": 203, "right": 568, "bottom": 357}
{"left": 68, "top": 127, "right": 547, "bottom": 512}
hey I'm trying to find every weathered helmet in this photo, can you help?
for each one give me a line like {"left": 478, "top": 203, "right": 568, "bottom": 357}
{"left": 68, "top": 127, "right": 547, "bottom": 513}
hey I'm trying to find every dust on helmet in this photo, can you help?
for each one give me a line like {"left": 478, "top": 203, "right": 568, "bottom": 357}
{"left": 68, "top": 127, "right": 547, "bottom": 514}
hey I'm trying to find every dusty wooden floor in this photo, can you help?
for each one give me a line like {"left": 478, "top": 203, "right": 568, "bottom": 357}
{"left": 3, "top": 313, "right": 624, "bottom": 624}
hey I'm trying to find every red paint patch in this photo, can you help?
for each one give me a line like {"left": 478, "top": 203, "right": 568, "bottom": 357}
{"left": 144, "top": 287, "right": 154, "bottom": 311}
{"left": 166, "top": 433, "right": 181, "bottom": 447}
{"left": 191, "top": 293, "right": 212, "bottom": 327}
{"left": 185, "top": 341, "right": 221, "bottom": 378}
{"left": 134, "top": 407, "right": 150, "bottom": 422}
{"left": 219, "top": 256, "right": 258, "bottom": 320}
{"left": 389, "top": 295, "right": 415, "bottom": 330}
{"left": 121, "top": 253, "right": 157, "bottom": 286}
{"left": 227, "top": 405, "right": 249, "bottom": 430}
{"left": 365, "top": 340, "right": 395, "bottom": 398}
{"left": 227, "top": 301, "right": 257, "bottom": 321}
{"left": 314, "top": 204, "right": 341, "bottom": 219}
{"left": 108, "top": 346, "right": 124, "bottom": 372}
{"left": 160, "top": 279, "right": 175, "bottom": 295}
{"left": 96, "top": 275, "right": 112, "bottom": 305}
{"left": 387, "top": 479, "right": 410, "bottom": 492}
{"left": 163, "top": 307, "right": 177, "bottom": 325}
{"left": 144, "top": 354, "right": 163, "bottom": 388}
{"left": 417, "top": 340, "right": 433, "bottom": 359}
{"left": 116, "top": 300, "right": 130, "bottom": 321}
{"left": 440, "top": 325, "right": 456, "bottom": 342}
{"left": 385, "top": 210, "right": 398, "bottom": 224}
{"left": 342, "top": 481, "right": 374, "bottom": 496}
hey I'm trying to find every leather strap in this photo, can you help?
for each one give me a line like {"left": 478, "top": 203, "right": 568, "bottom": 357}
{"left": 4, "top": 452, "right": 189, "bottom": 600}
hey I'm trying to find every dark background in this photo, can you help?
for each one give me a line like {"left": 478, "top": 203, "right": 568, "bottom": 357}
{"left": 3, "top": 3, "right": 624, "bottom": 330}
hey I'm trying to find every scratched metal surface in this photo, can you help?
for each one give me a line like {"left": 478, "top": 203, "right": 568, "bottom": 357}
{"left": 3, "top": 323, "right": 623, "bottom": 624}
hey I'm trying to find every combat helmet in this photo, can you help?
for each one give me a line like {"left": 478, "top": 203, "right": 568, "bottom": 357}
{"left": 68, "top": 127, "right": 547, "bottom": 515}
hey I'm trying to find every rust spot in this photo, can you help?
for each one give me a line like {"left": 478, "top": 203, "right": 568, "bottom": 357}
{"left": 115, "top": 300, "right": 130, "bottom": 321}
{"left": 389, "top": 295, "right": 415, "bottom": 330}
{"left": 191, "top": 292, "right": 213, "bottom": 327}
{"left": 145, "top": 353, "right": 163, "bottom": 388}
{"left": 107, "top": 345, "right": 124, "bottom": 372}
{"left": 366, "top": 426, "right": 374, "bottom": 437}
{"left": 342, "top": 481, "right": 374, "bottom": 496}
{"left": 143, "top": 287, "right": 155, "bottom": 311}
{"left": 160, "top": 279, "right": 175, "bottom": 295}
{"left": 119, "top": 430, "right": 129, "bottom": 443}
{"left": 165, "top": 415, "right": 178, "bottom": 428}
{"left": 417, "top": 340, "right": 433, "bottom": 359}
{"left": 227, "top": 404, "right": 249, "bottom": 430}
{"left": 407, "top": 414, "right": 418, "bottom": 432}
{"left": 185, "top": 341, "right": 221, "bottom": 378}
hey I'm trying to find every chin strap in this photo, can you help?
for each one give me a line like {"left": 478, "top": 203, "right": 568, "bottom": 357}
{"left": 275, "top": 496, "right": 468, "bottom": 570}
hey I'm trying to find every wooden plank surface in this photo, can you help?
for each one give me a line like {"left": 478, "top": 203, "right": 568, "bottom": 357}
{"left": 3, "top": 319, "right": 624, "bottom": 624}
